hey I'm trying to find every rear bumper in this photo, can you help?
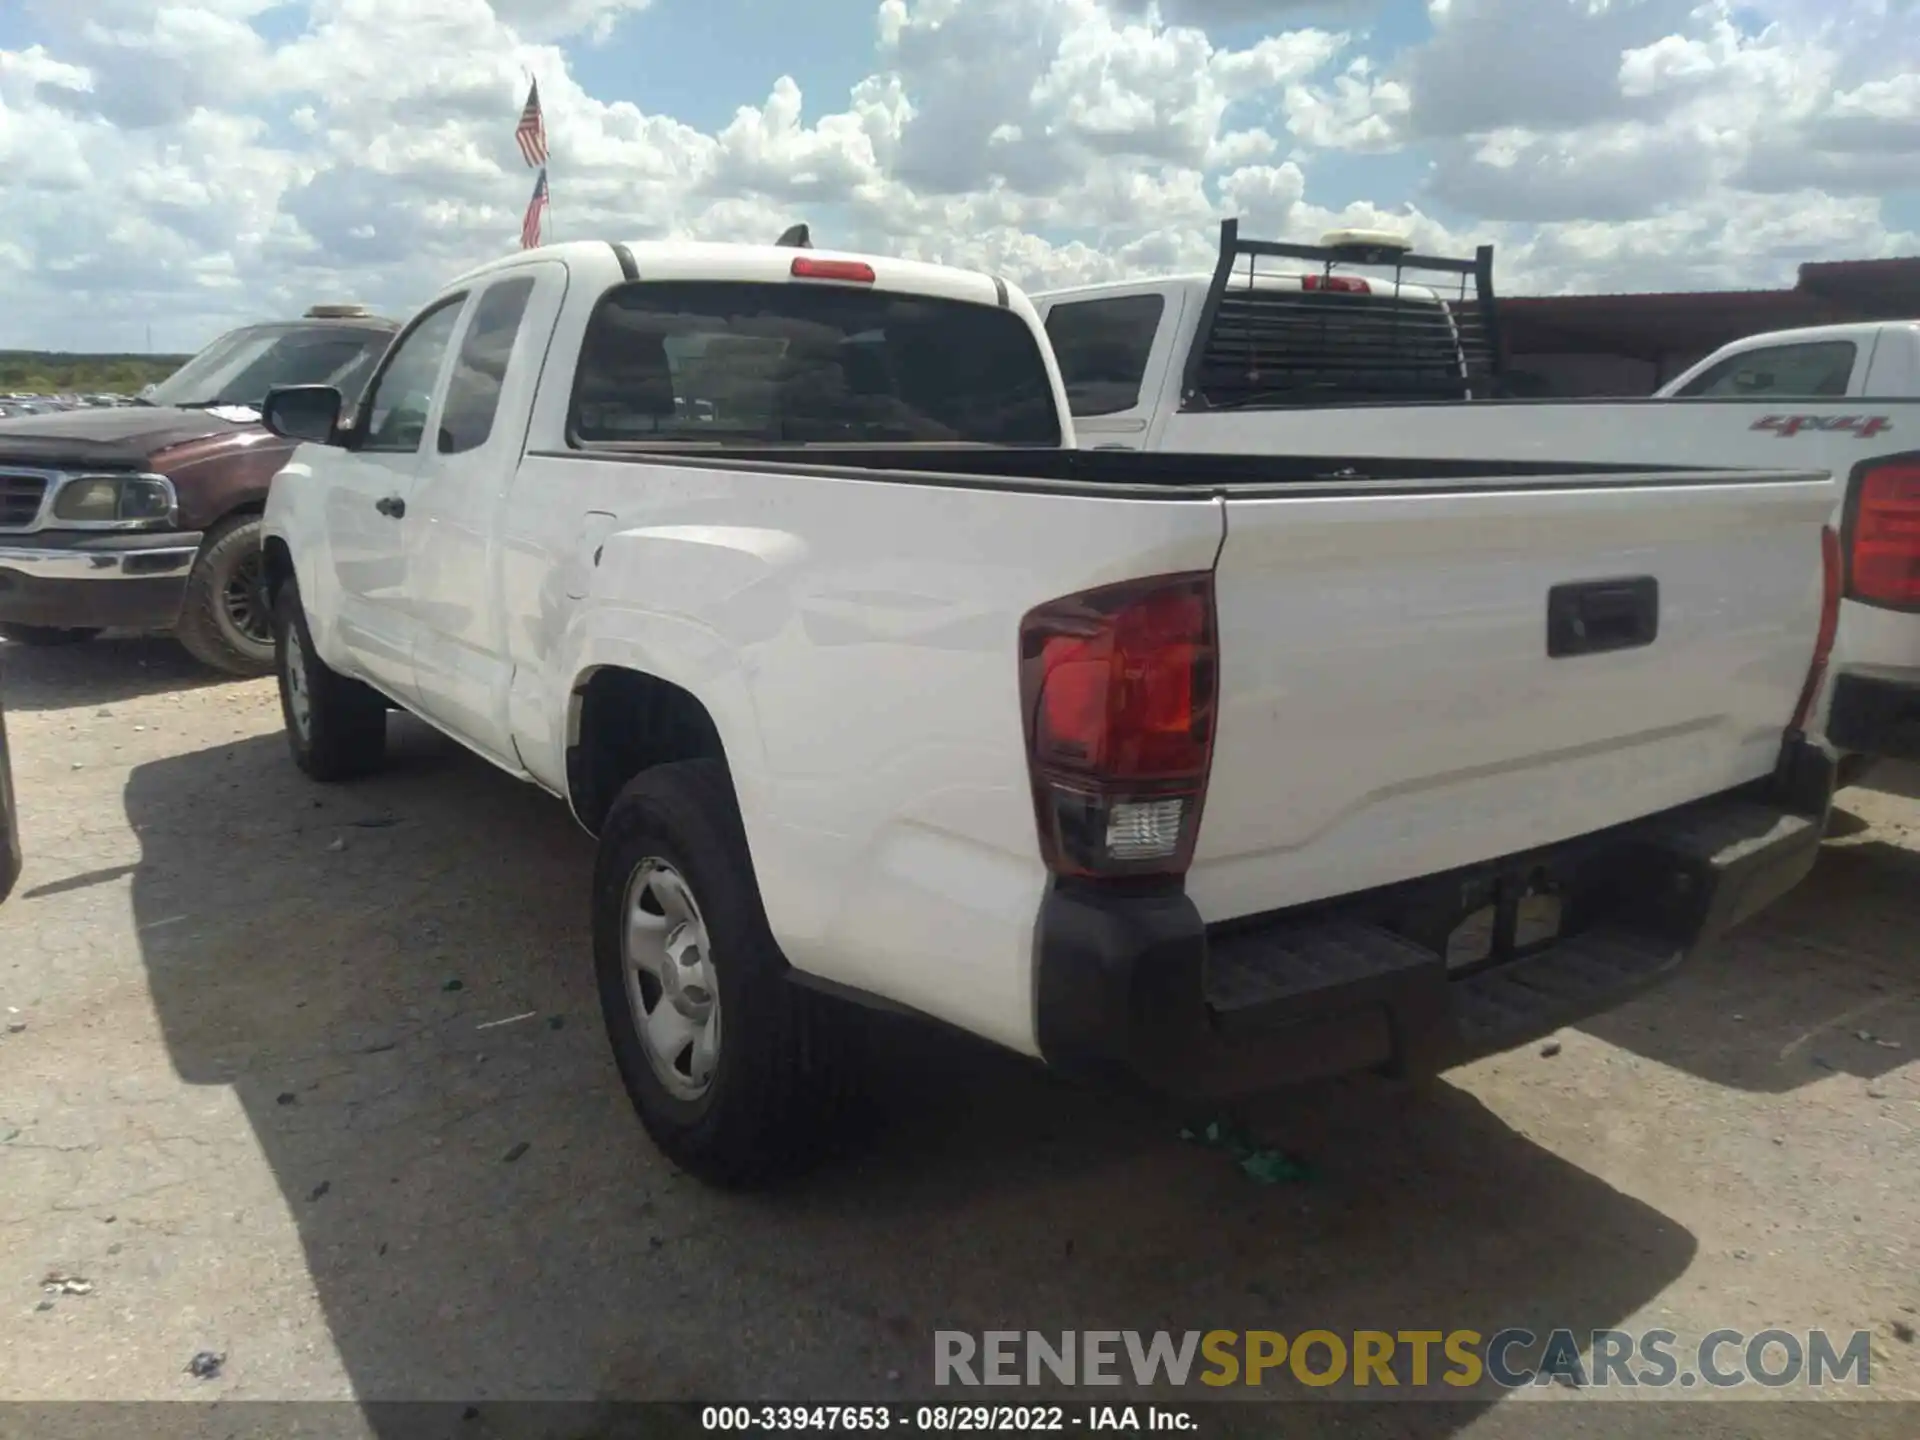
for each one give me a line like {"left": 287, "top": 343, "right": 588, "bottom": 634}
{"left": 1033, "top": 739, "right": 1833, "bottom": 1100}
{"left": 0, "top": 531, "right": 202, "bottom": 631}
{"left": 1826, "top": 672, "right": 1920, "bottom": 764}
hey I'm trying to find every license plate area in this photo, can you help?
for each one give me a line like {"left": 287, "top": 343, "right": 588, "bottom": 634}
{"left": 1443, "top": 876, "right": 1566, "bottom": 972}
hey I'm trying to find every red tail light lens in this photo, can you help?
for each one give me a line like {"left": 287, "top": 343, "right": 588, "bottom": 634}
{"left": 791, "top": 256, "right": 875, "bottom": 283}
{"left": 1019, "top": 574, "right": 1218, "bottom": 879}
{"left": 1302, "top": 275, "right": 1369, "bottom": 294}
{"left": 1791, "top": 525, "right": 1842, "bottom": 734}
{"left": 1851, "top": 463, "right": 1920, "bottom": 608}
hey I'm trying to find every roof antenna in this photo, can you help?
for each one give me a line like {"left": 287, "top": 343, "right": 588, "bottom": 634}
{"left": 775, "top": 223, "right": 811, "bottom": 249}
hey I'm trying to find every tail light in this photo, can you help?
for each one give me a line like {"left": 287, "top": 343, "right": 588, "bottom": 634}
{"left": 1018, "top": 573, "right": 1218, "bottom": 880}
{"left": 1850, "top": 462, "right": 1920, "bottom": 608}
{"left": 1302, "top": 275, "right": 1369, "bottom": 294}
{"left": 1790, "top": 525, "right": 1842, "bottom": 734}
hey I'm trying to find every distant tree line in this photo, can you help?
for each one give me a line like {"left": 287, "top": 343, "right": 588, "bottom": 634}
{"left": 0, "top": 351, "right": 191, "bottom": 395}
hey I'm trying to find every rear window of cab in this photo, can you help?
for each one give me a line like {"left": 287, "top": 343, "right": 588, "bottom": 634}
{"left": 569, "top": 281, "right": 1063, "bottom": 447}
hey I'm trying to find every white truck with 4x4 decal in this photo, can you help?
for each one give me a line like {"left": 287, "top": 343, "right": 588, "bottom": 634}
{"left": 258, "top": 233, "right": 1838, "bottom": 1186}
{"left": 1033, "top": 229, "right": 1920, "bottom": 784}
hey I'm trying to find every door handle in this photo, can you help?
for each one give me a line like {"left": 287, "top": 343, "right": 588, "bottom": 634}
{"left": 375, "top": 495, "right": 407, "bottom": 519}
{"left": 1547, "top": 577, "right": 1658, "bottom": 657}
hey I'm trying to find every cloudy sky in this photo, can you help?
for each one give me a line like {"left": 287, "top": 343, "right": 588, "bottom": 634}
{"left": 2, "top": 0, "right": 1916, "bottom": 354}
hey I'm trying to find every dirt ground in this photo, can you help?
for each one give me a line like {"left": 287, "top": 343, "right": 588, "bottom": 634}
{"left": 1, "top": 635, "right": 1916, "bottom": 1436}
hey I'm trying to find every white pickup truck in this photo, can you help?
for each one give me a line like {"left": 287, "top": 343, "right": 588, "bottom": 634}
{"left": 1033, "top": 226, "right": 1920, "bottom": 784}
{"left": 258, "top": 235, "right": 1839, "bottom": 1187}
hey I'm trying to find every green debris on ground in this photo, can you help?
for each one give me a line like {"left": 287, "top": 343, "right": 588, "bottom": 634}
{"left": 1179, "top": 1118, "right": 1315, "bottom": 1185}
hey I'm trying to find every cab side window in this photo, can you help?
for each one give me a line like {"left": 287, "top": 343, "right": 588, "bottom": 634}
{"left": 438, "top": 278, "right": 537, "bottom": 455}
{"left": 1673, "top": 341, "right": 1857, "bottom": 399}
{"left": 1043, "top": 294, "right": 1165, "bottom": 417}
{"left": 361, "top": 298, "right": 466, "bottom": 453}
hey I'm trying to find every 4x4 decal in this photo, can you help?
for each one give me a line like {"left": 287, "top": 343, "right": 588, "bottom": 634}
{"left": 1752, "top": 414, "right": 1893, "bottom": 439}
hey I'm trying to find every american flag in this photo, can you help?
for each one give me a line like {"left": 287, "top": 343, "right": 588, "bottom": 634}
{"left": 515, "top": 80, "right": 547, "bottom": 167}
{"left": 522, "top": 168, "right": 549, "bottom": 250}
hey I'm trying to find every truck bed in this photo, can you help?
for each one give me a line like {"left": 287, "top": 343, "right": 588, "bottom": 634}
{"left": 536, "top": 440, "right": 1833, "bottom": 933}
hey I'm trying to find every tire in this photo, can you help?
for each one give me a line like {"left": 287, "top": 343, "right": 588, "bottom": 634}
{"left": 593, "top": 758, "right": 858, "bottom": 1187}
{"left": 0, "top": 624, "right": 101, "bottom": 646}
{"left": 273, "top": 576, "right": 388, "bottom": 782}
{"left": 176, "top": 513, "right": 275, "bottom": 676}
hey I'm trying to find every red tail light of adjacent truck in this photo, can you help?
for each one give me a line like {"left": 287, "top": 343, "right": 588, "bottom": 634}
{"left": 1850, "top": 462, "right": 1920, "bottom": 609}
{"left": 1018, "top": 573, "right": 1218, "bottom": 880}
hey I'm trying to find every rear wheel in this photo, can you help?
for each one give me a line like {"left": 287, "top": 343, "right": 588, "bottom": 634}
{"left": 273, "top": 577, "right": 388, "bottom": 781}
{"left": 176, "top": 513, "right": 275, "bottom": 676}
{"left": 0, "top": 624, "right": 101, "bottom": 646}
{"left": 593, "top": 758, "right": 858, "bottom": 1187}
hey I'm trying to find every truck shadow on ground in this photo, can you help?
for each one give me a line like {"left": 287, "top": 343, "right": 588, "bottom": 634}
{"left": 0, "top": 635, "right": 233, "bottom": 712}
{"left": 122, "top": 726, "right": 1698, "bottom": 1433}
{"left": 1577, "top": 772, "right": 1919, "bottom": 1094}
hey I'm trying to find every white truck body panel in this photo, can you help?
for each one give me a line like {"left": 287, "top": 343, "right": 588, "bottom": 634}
{"left": 502, "top": 458, "right": 1224, "bottom": 1053}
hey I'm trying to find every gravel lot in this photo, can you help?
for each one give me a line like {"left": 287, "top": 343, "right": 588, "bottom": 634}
{"left": 1, "top": 636, "right": 1916, "bottom": 1435}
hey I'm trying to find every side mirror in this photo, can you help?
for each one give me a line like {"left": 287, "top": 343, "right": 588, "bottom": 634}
{"left": 261, "top": 385, "right": 344, "bottom": 445}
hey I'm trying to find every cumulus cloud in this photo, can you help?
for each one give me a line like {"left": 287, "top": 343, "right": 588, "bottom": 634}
{"left": 0, "top": 0, "right": 1914, "bottom": 352}
{"left": 1104, "top": 0, "right": 1373, "bottom": 24}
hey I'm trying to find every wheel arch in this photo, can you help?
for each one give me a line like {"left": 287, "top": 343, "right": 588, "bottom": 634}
{"left": 191, "top": 499, "right": 268, "bottom": 562}
{"left": 262, "top": 532, "right": 295, "bottom": 604}
{"left": 566, "top": 664, "right": 733, "bottom": 836}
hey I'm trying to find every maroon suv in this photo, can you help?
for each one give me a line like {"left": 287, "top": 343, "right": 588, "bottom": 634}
{"left": 0, "top": 307, "right": 399, "bottom": 674}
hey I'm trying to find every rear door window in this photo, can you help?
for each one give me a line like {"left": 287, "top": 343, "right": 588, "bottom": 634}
{"left": 1044, "top": 294, "right": 1165, "bottom": 417}
{"left": 438, "top": 277, "right": 536, "bottom": 455}
{"left": 569, "top": 281, "right": 1061, "bottom": 446}
{"left": 1672, "top": 341, "right": 1858, "bottom": 398}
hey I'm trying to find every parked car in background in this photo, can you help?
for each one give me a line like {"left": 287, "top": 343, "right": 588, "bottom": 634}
{"left": 1031, "top": 224, "right": 1920, "bottom": 786}
{"left": 0, "top": 305, "right": 401, "bottom": 675}
{"left": 260, "top": 236, "right": 1835, "bottom": 1186}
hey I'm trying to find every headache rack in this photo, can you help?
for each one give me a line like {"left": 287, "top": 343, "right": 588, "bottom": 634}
{"left": 1180, "top": 218, "right": 1506, "bottom": 411}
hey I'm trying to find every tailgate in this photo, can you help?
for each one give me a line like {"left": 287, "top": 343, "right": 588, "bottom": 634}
{"left": 1188, "top": 467, "right": 1836, "bottom": 924}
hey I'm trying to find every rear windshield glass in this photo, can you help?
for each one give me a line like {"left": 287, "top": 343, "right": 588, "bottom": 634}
{"left": 571, "top": 281, "right": 1061, "bottom": 446}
